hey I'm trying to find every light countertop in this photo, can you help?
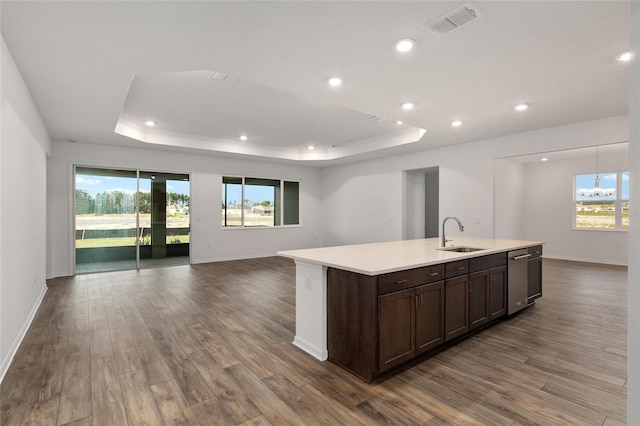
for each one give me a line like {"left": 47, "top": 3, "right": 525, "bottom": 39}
{"left": 278, "top": 237, "right": 544, "bottom": 275}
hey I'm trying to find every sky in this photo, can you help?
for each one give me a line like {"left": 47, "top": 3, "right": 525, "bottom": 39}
{"left": 575, "top": 172, "right": 629, "bottom": 201}
{"left": 76, "top": 173, "right": 274, "bottom": 206}
{"left": 223, "top": 183, "right": 275, "bottom": 206}
{"left": 76, "top": 174, "right": 190, "bottom": 198}
{"left": 78, "top": 171, "right": 628, "bottom": 205}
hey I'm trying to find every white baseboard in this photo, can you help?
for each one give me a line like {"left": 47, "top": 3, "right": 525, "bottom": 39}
{"left": 292, "top": 336, "right": 328, "bottom": 361}
{"left": 0, "top": 285, "right": 48, "bottom": 384}
{"left": 191, "top": 252, "right": 278, "bottom": 265}
{"left": 543, "top": 255, "right": 628, "bottom": 267}
{"left": 47, "top": 271, "right": 71, "bottom": 279}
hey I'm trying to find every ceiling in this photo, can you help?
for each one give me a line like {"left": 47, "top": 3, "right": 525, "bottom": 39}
{"left": 504, "top": 142, "right": 629, "bottom": 164}
{"left": 1, "top": 1, "right": 631, "bottom": 166}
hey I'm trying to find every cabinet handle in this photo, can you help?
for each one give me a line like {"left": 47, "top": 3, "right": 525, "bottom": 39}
{"left": 429, "top": 272, "right": 439, "bottom": 277}
{"left": 394, "top": 279, "right": 408, "bottom": 285}
{"left": 415, "top": 294, "right": 423, "bottom": 309}
{"left": 456, "top": 266, "right": 465, "bottom": 271}
{"left": 512, "top": 254, "right": 531, "bottom": 260}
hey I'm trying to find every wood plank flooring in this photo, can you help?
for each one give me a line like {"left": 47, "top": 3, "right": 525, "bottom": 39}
{"left": 1, "top": 257, "right": 627, "bottom": 425}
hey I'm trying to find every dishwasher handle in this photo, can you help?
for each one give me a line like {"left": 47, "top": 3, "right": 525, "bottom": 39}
{"left": 511, "top": 253, "right": 532, "bottom": 260}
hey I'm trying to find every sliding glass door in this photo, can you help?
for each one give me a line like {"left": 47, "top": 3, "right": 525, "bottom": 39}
{"left": 74, "top": 167, "right": 190, "bottom": 273}
{"left": 138, "top": 171, "right": 190, "bottom": 269}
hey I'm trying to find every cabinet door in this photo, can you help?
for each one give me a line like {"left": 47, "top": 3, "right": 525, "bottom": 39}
{"left": 445, "top": 275, "right": 469, "bottom": 341}
{"left": 415, "top": 281, "right": 445, "bottom": 354}
{"left": 527, "top": 256, "right": 543, "bottom": 303}
{"left": 469, "top": 270, "right": 490, "bottom": 331}
{"left": 489, "top": 266, "right": 507, "bottom": 320}
{"left": 378, "top": 289, "right": 415, "bottom": 372}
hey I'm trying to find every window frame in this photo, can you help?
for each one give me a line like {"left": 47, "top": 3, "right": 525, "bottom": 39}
{"left": 221, "top": 175, "right": 301, "bottom": 229}
{"left": 573, "top": 170, "right": 628, "bottom": 231}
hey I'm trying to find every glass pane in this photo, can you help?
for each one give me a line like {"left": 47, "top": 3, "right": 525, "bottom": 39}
{"left": 283, "top": 181, "right": 300, "bottom": 225}
{"left": 222, "top": 178, "right": 243, "bottom": 226}
{"left": 245, "top": 178, "right": 278, "bottom": 227}
{"left": 622, "top": 171, "right": 629, "bottom": 229}
{"left": 75, "top": 167, "right": 138, "bottom": 273}
{"left": 622, "top": 201, "right": 629, "bottom": 230}
{"left": 575, "top": 172, "right": 617, "bottom": 229}
{"left": 575, "top": 173, "right": 617, "bottom": 199}
{"left": 139, "top": 172, "right": 190, "bottom": 269}
{"left": 575, "top": 200, "right": 616, "bottom": 229}
{"left": 166, "top": 179, "right": 190, "bottom": 245}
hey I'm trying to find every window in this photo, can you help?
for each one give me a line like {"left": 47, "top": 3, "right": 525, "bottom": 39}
{"left": 574, "top": 171, "right": 628, "bottom": 230}
{"left": 222, "top": 176, "right": 300, "bottom": 227}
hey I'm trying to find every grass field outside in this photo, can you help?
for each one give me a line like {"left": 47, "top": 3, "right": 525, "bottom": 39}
{"left": 75, "top": 213, "right": 190, "bottom": 248}
{"left": 575, "top": 212, "right": 629, "bottom": 229}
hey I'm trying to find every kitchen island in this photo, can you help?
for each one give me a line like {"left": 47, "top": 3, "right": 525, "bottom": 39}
{"left": 278, "top": 237, "right": 543, "bottom": 381}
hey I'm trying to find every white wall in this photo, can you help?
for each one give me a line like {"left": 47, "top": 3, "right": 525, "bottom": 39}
{"left": 322, "top": 169, "right": 405, "bottom": 245}
{"left": 627, "top": 2, "right": 639, "bottom": 422}
{"left": 321, "top": 115, "right": 629, "bottom": 265}
{"left": 523, "top": 150, "right": 628, "bottom": 265}
{"left": 404, "top": 169, "right": 425, "bottom": 240}
{"left": 1, "top": 38, "right": 51, "bottom": 379}
{"left": 47, "top": 141, "right": 322, "bottom": 277}
{"left": 494, "top": 159, "right": 525, "bottom": 239}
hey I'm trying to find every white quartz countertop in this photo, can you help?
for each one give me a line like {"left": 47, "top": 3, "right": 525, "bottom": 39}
{"left": 278, "top": 237, "right": 544, "bottom": 276}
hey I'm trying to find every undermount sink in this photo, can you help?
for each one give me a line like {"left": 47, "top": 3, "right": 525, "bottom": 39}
{"left": 437, "top": 246, "right": 484, "bottom": 253}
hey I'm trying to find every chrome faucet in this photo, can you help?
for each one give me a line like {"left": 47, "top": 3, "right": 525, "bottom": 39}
{"left": 441, "top": 216, "right": 464, "bottom": 247}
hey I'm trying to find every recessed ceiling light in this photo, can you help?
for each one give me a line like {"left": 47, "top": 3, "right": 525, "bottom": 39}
{"left": 401, "top": 102, "right": 414, "bottom": 110}
{"left": 395, "top": 38, "right": 415, "bottom": 53}
{"left": 541, "top": 157, "right": 549, "bottom": 162}
{"left": 617, "top": 51, "right": 631, "bottom": 62}
{"left": 240, "top": 135, "right": 248, "bottom": 141}
{"left": 515, "top": 103, "right": 529, "bottom": 111}
{"left": 451, "top": 120, "right": 462, "bottom": 127}
{"left": 396, "top": 120, "right": 403, "bottom": 125}
{"left": 145, "top": 120, "right": 156, "bottom": 127}
{"left": 307, "top": 145, "right": 315, "bottom": 150}
{"left": 328, "top": 77, "right": 342, "bottom": 87}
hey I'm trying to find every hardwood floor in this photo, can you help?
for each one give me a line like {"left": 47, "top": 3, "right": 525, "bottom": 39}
{"left": 1, "top": 257, "right": 627, "bottom": 425}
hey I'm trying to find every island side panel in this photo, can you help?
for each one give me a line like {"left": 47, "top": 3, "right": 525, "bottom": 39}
{"left": 292, "top": 261, "right": 328, "bottom": 360}
{"left": 327, "top": 268, "right": 378, "bottom": 382}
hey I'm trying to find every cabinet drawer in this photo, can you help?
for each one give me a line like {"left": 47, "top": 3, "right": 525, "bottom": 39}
{"left": 469, "top": 252, "right": 507, "bottom": 273}
{"left": 445, "top": 260, "right": 469, "bottom": 278}
{"left": 378, "top": 265, "right": 444, "bottom": 295}
{"left": 528, "top": 245, "right": 543, "bottom": 258}
{"left": 422, "top": 264, "right": 445, "bottom": 284}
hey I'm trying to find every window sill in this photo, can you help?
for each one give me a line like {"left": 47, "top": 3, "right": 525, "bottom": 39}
{"left": 572, "top": 227, "right": 628, "bottom": 233}
{"left": 220, "top": 225, "right": 302, "bottom": 231}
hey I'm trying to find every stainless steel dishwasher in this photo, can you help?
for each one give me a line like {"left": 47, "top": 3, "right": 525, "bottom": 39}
{"left": 508, "top": 249, "right": 531, "bottom": 315}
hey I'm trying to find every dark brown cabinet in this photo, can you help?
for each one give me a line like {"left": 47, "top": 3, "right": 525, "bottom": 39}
{"left": 469, "top": 265, "right": 507, "bottom": 331}
{"left": 527, "top": 245, "right": 543, "bottom": 304}
{"left": 445, "top": 275, "right": 469, "bottom": 341}
{"left": 489, "top": 266, "right": 507, "bottom": 320}
{"left": 326, "top": 248, "right": 535, "bottom": 382}
{"left": 469, "top": 270, "right": 489, "bottom": 330}
{"left": 415, "top": 281, "right": 445, "bottom": 354}
{"left": 378, "top": 288, "right": 415, "bottom": 371}
{"left": 378, "top": 280, "right": 445, "bottom": 372}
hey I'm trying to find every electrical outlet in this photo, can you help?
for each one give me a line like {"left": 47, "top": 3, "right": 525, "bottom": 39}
{"left": 305, "top": 277, "right": 312, "bottom": 290}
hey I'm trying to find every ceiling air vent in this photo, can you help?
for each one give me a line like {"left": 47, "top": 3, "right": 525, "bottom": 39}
{"left": 426, "top": 3, "right": 481, "bottom": 36}
{"left": 209, "top": 71, "right": 229, "bottom": 81}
